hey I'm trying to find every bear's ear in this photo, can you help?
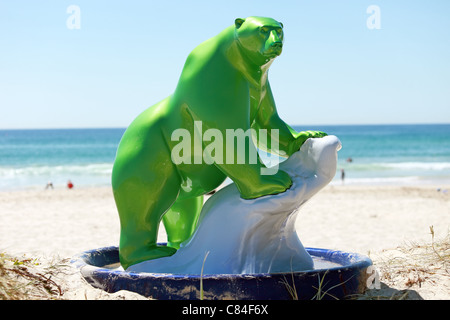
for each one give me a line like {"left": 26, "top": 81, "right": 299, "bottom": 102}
{"left": 235, "top": 18, "right": 245, "bottom": 29}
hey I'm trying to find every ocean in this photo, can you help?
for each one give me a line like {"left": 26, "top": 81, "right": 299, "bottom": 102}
{"left": 0, "top": 124, "right": 449, "bottom": 191}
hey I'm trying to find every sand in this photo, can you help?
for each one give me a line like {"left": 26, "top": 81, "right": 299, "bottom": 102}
{"left": 0, "top": 184, "right": 449, "bottom": 300}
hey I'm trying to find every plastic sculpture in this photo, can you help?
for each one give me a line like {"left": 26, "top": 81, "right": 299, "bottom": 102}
{"left": 112, "top": 16, "right": 327, "bottom": 270}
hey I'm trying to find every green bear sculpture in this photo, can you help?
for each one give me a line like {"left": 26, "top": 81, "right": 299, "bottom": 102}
{"left": 112, "top": 16, "right": 327, "bottom": 269}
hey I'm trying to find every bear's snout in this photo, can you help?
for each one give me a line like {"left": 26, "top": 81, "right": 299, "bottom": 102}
{"left": 271, "top": 41, "right": 282, "bottom": 49}
{"left": 266, "top": 42, "right": 282, "bottom": 57}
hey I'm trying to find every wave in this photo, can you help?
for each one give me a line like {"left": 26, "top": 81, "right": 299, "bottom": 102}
{"left": 0, "top": 163, "right": 113, "bottom": 177}
{"left": 331, "top": 176, "right": 420, "bottom": 185}
{"left": 382, "top": 162, "right": 450, "bottom": 170}
{"left": 1, "top": 160, "right": 449, "bottom": 190}
{"left": 334, "top": 160, "right": 450, "bottom": 186}
{"left": 340, "top": 161, "right": 450, "bottom": 172}
{"left": 0, "top": 163, "right": 113, "bottom": 190}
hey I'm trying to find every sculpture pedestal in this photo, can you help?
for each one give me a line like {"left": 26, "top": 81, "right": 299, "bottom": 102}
{"left": 72, "top": 246, "right": 373, "bottom": 300}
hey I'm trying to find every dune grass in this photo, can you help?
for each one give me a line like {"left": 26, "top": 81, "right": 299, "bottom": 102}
{"left": 1, "top": 226, "right": 448, "bottom": 300}
{"left": 358, "top": 226, "right": 449, "bottom": 300}
{"left": 0, "top": 252, "right": 65, "bottom": 300}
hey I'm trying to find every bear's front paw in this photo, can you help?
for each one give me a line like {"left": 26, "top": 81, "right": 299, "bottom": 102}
{"left": 240, "top": 170, "right": 292, "bottom": 199}
{"left": 297, "top": 130, "right": 328, "bottom": 139}
{"left": 290, "top": 131, "right": 327, "bottom": 154}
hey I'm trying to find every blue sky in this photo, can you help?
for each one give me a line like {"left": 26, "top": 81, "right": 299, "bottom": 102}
{"left": 0, "top": 0, "right": 449, "bottom": 129}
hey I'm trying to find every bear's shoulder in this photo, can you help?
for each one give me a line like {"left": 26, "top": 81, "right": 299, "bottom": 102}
{"left": 180, "top": 26, "right": 235, "bottom": 78}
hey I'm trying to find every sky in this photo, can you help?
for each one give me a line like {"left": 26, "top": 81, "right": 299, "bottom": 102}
{"left": 0, "top": 0, "right": 449, "bottom": 129}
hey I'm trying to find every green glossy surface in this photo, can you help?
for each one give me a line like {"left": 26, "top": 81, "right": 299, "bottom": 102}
{"left": 112, "top": 17, "right": 326, "bottom": 269}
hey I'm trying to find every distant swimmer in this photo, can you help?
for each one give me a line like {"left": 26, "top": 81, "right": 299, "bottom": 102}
{"left": 346, "top": 157, "right": 353, "bottom": 163}
{"left": 67, "top": 180, "right": 74, "bottom": 189}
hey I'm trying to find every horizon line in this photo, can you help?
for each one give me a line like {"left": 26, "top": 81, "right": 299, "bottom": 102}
{"left": 1, "top": 122, "right": 450, "bottom": 131}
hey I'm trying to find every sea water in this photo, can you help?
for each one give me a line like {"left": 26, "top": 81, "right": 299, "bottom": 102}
{"left": 0, "top": 128, "right": 123, "bottom": 190}
{"left": 0, "top": 124, "right": 449, "bottom": 191}
{"left": 310, "top": 124, "right": 450, "bottom": 186}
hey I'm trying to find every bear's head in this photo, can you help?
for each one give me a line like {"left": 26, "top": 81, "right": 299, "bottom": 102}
{"left": 234, "top": 16, "right": 284, "bottom": 66}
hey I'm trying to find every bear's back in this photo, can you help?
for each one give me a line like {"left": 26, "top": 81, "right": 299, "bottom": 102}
{"left": 178, "top": 26, "right": 235, "bottom": 82}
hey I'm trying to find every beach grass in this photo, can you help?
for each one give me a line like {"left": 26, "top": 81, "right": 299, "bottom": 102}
{"left": 1, "top": 228, "right": 448, "bottom": 300}
{"left": 356, "top": 227, "right": 449, "bottom": 300}
{"left": 379, "top": 228, "right": 449, "bottom": 288}
{"left": 0, "top": 252, "right": 65, "bottom": 300}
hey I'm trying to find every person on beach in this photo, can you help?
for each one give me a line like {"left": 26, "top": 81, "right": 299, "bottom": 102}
{"left": 67, "top": 180, "right": 74, "bottom": 189}
{"left": 341, "top": 169, "right": 345, "bottom": 184}
{"left": 45, "top": 181, "right": 53, "bottom": 189}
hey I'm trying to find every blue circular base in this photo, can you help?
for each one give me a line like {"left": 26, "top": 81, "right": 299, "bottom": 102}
{"left": 72, "top": 246, "right": 372, "bottom": 300}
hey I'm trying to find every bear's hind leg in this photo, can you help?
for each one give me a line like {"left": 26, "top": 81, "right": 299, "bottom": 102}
{"left": 113, "top": 158, "right": 182, "bottom": 270}
{"left": 162, "top": 194, "right": 203, "bottom": 249}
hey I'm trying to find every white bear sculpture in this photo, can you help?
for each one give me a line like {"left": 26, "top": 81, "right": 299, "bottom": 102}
{"left": 128, "top": 135, "right": 342, "bottom": 275}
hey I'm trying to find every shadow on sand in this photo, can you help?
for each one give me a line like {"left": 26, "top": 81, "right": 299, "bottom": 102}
{"left": 358, "top": 282, "right": 423, "bottom": 300}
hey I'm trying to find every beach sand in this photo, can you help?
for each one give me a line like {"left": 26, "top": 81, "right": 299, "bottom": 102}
{"left": 0, "top": 184, "right": 448, "bottom": 300}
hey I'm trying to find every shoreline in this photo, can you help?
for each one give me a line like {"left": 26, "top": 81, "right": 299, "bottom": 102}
{"left": 2, "top": 177, "right": 450, "bottom": 192}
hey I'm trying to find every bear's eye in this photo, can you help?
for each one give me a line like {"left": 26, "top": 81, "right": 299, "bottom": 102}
{"left": 260, "top": 26, "right": 270, "bottom": 34}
